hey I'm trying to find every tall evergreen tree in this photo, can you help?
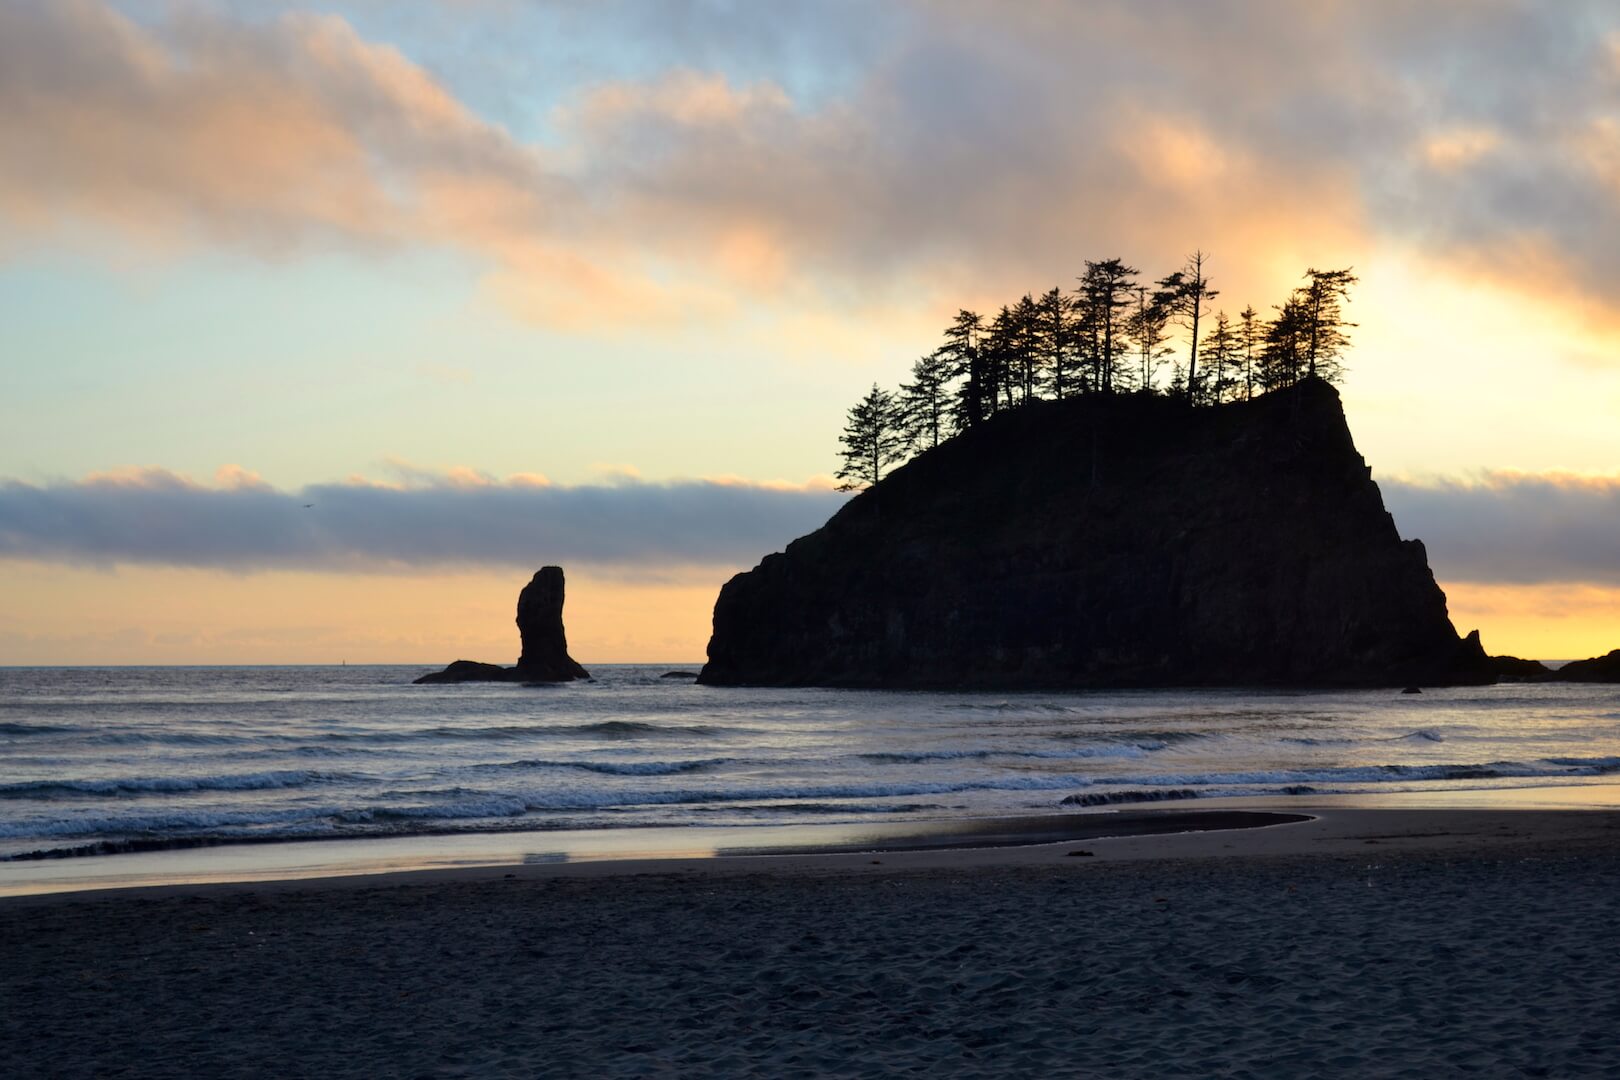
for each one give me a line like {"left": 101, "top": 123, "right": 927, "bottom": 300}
{"left": 939, "top": 309, "right": 985, "bottom": 428}
{"left": 899, "top": 350, "right": 955, "bottom": 452}
{"left": 983, "top": 305, "right": 1017, "bottom": 414}
{"left": 1080, "top": 258, "right": 1138, "bottom": 393}
{"left": 1012, "top": 293, "right": 1042, "bottom": 403}
{"left": 1236, "top": 304, "right": 1264, "bottom": 401}
{"left": 1158, "top": 250, "right": 1219, "bottom": 404}
{"left": 1129, "top": 284, "right": 1172, "bottom": 394}
{"left": 836, "top": 384, "right": 907, "bottom": 491}
{"left": 1072, "top": 286, "right": 1100, "bottom": 395}
{"left": 1298, "top": 267, "right": 1358, "bottom": 382}
{"left": 1037, "top": 286, "right": 1075, "bottom": 400}
{"left": 1201, "top": 311, "right": 1238, "bottom": 404}
{"left": 1261, "top": 296, "right": 1308, "bottom": 390}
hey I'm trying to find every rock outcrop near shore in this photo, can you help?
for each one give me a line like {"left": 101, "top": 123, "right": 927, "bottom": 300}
{"left": 415, "top": 567, "right": 589, "bottom": 684}
{"left": 699, "top": 379, "right": 1494, "bottom": 689}
{"left": 1488, "top": 654, "right": 1553, "bottom": 681}
{"left": 1481, "top": 649, "right": 1620, "bottom": 682}
{"left": 1550, "top": 649, "right": 1620, "bottom": 683}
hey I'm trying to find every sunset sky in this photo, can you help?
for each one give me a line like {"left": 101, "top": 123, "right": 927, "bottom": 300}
{"left": 3, "top": 0, "right": 1620, "bottom": 664}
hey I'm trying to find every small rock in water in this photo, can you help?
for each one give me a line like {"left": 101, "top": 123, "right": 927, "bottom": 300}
{"left": 1402, "top": 686, "right": 1423, "bottom": 694}
{"left": 659, "top": 671, "right": 701, "bottom": 679}
{"left": 1066, "top": 850, "right": 1096, "bottom": 857}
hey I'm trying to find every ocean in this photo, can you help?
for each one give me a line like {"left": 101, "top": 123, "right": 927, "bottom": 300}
{"left": 3, "top": 664, "right": 1619, "bottom": 866}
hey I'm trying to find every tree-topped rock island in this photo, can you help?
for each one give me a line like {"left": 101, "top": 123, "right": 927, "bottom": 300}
{"left": 698, "top": 379, "right": 1494, "bottom": 689}
{"left": 415, "top": 566, "right": 590, "bottom": 684}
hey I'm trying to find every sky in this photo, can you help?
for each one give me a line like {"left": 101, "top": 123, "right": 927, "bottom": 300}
{"left": 2, "top": 0, "right": 1619, "bottom": 664}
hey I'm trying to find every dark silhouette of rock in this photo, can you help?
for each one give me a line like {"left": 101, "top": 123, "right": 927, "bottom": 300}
{"left": 698, "top": 379, "right": 1495, "bottom": 689}
{"left": 659, "top": 671, "right": 701, "bottom": 679}
{"left": 414, "top": 660, "right": 512, "bottom": 684}
{"left": 1401, "top": 686, "right": 1422, "bottom": 694}
{"left": 1549, "top": 649, "right": 1620, "bottom": 683}
{"left": 515, "top": 567, "right": 590, "bottom": 681}
{"left": 1489, "top": 653, "right": 1553, "bottom": 681}
{"left": 414, "top": 567, "right": 589, "bottom": 684}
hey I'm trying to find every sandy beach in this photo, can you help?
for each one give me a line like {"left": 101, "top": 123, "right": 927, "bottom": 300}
{"left": 4, "top": 805, "right": 1620, "bottom": 1078}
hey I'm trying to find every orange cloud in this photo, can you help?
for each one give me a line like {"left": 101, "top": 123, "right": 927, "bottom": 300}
{"left": 0, "top": 3, "right": 749, "bottom": 331}
{"left": 1121, "top": 112, "right": 1236, "bottom": 191}
{"left": 562, "top": 69, "right": 793, "bottom": 130}
{"left": 5, "top": 0, "right": 1620, "bottom": 349}
{"left": 214, "top": 465, "right": 271, "bottom": 491}
{"left": 79, "top": 466, "right": 198, "bottom": 490}
{"left": 1421, "top": 127, "right": 1503, "bottom": 172}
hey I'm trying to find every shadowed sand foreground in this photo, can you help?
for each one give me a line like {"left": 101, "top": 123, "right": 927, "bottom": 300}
{"left": 4, "top": 808, "right": 1620, "bottom": 1078}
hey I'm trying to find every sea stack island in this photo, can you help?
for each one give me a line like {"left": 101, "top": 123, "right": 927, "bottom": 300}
{"left": 700, "top": 379, "right": 1497, "bottom": 690}
{"left": 415, "top": 565, "right": 589, "bottom": 684}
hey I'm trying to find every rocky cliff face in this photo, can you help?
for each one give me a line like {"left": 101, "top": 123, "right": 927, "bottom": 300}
{"left": 415, "top": 566, "right": 589, "bottom": 684}
{"left": 699, "top": 379, "right": 1493, "bottom": 689}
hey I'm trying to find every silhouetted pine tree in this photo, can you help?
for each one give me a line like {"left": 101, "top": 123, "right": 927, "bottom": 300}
{"left": 1158, "top": 250, "right": 1219, "bottom": 403}
{"left": 940, "top": 310, "right": 985, "bottom": 428}
{"left": 1011, "top": 293, "right": 1042, "bottom": 403}
{"left": 1080, "top": 259, "right": 1137, "bottom": 394}
{"left": 1202, "top": 311, "right": 1238, "bottom": 404}
{"left": 979, "top": 308, "right": 1004, "bottom": 415}
{"left": 1262, "top": 296, "right": 1308, "bottom": 389}
{"left": 1129, "top": 284, "right": 1172, "bottom": 394}
{"left": 1237, "top": 305, "right": 1264, "bottom": 400}
{"left": 831, "top": 254, "right": 1363, "bottom": 488}
{"left": 1298, "top": 267, "right": 1358, "bottom": 382}
{"left": 1038, "top": 286, "right": 1076, "bottom": 400}
{"left": 836, "top": 384, "right": 907, "bottom": 491}
{"left": 899, "top": 350, "right": 955, "bottom": 451}
{"left": 1073, "top": 286, "right": 1100, "bottom": 395}
{"left": 983, "top": 305, "right": 1018, "bottom": 414}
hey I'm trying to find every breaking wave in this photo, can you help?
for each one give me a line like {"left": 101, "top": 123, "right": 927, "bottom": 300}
{"left": 858, "top": 744, "right": 1152, "bottom": 764}
{"left": 471, "top": 757, "right": 736, "bottom": 776}
{"left": 0, "top": 770, "right": 360, "bottom": 799}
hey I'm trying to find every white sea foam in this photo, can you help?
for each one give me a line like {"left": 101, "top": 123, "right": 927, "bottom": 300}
{"left": 857, "top": 744, "right": 1150, "bottom": 764}
{"left": 1086, "top": 756, "right": 1620, "bottom": 789}
{"left": 473, "top": 757, "right": 737, "bottom": 776}
{"left": 0, "top": 805, "right": 345, "bottom": 841}
{"left": 0, "top": 770, "right": 359, "bottom": 799}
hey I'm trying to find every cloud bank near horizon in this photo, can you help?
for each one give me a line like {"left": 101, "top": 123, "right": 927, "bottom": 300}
{"left": 0, "top": 467, "right": 847, "bottom": 574}
{"left": 3, "top": 465, "right": 1617, "bottom": 587}
{"left": 1383, "top": 472, "right": 1620, "bottom": 587}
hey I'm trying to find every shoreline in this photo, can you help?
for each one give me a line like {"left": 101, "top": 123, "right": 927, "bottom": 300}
{"left": 8, "top": 793, "right": 1620, "bottom": 904}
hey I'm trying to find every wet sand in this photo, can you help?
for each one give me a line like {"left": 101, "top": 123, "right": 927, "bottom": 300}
{"left": 4, "top": 807, "right": 1620, "bottom": 1078}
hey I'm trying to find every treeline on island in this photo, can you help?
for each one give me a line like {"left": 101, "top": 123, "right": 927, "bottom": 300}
{"left": 836, "top": 252, "right": 1356, "bottom": 489}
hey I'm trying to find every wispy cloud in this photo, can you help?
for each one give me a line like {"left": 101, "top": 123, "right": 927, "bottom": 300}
{"left": 5, "top": 2, "right": 1620, "bottom": 334}
{"left": 1384, "top": 471, "right": 1620, "bottom": 586}
{"left": 0, "top": 465, "right": 846, "bottom": 573}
